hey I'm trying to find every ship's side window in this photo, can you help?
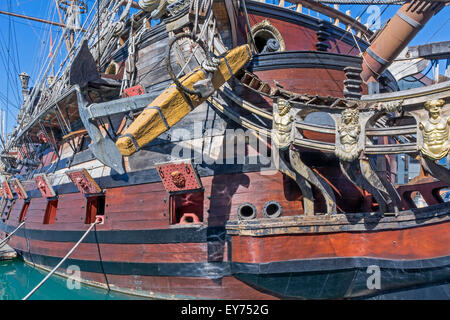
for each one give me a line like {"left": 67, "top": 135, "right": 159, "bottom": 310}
{"left": 43, "top": 199, "right": 58, "bottom": 224}
{"left": 249, "top": 19, "right": 285, "bottom": 54}
{"left": 85, "top": 195, "right": 105, "bottom": 224}
{"left": 19, "top": 201, "right": 30, "bottom": 222}
{"left": 169, "top": 191, "right": 204, "bottom": 225}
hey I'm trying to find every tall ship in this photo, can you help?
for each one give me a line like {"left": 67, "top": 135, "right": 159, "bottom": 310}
{"left": 0, "top": 0, "right": 449, "bottom": 299}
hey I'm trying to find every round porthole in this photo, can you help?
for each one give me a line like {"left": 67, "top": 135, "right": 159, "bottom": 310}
{"left": 237, "top": 203, "right": 257, "bottom": 220}
{"left": 248, "top": 19, "right": 285, "bottom": 54}
{"left": 263, "top": 201, "right": 282, "bottom": 218}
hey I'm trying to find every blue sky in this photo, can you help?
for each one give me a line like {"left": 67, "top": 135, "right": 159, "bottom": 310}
{"left": 0, "top": 0, "right": 448, "bottom": 135}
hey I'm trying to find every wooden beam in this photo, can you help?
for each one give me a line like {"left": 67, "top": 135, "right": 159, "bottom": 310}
{"left": 0, "top": 10, "right": 83, "bottom": 30}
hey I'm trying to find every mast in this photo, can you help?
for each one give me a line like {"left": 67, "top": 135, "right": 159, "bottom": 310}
{"left": 361, "top": 0, "right": 445, "bottom": 83}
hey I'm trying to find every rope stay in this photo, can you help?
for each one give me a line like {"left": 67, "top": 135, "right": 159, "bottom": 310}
{"left": 0, "top": 219, "right": 26, "bottom": 249}
{"left": 22, "top": 219, "right": 100, "bottom": 300}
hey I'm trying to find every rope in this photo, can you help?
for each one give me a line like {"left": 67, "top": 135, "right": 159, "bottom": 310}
{"left": 22, "top": 219, "right": 100, "bottom": 300}
{"left": 350, "top": 31, "right": 383, "bottom": 79}
{"left": 175, "top": 0, "right": 215, "bottom": 78}
{"left": 240, "top": 0, "right": 257, "bottom": 53}
{"left": 0, "top": 220, "right": 26, "bottom": 249}
{"left": 401, "top": 61, "right": 434, "bottom": 82}
{"left": 201, "top": 56, "right": 221, "bottom": 73}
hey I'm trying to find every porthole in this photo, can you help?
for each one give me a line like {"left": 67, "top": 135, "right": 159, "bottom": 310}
{"left": 249, "top": 19, "right": 285, "bottom": 54}
{"left": 237, "top": 203, "right": 257, "bottom": 220}
{"left": 263, "top": 201, "right": 282, "bottom": 218}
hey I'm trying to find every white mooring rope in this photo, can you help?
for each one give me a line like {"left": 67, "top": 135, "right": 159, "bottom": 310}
{"left": 22, "top": 219, "right": 100, "bottom": 300}
{"left": 0, "top": 220, "right": 26, "bottom": 249}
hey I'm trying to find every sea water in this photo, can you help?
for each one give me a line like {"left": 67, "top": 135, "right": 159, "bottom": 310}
{"left": 0, "top": 258, "right": 147, "bottom": 300}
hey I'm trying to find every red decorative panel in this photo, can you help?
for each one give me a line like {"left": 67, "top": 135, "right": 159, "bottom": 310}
{"left": 123, "top": 85, "right": 145, "bottom": 98}
{"left": 66, "top": 169, "right": 102, "bottom": 195}
{"left": 34, "top": 174, "right": 56, "bottom": 198}
{"left": 11, "top": 178, "right": 28, "bottom": 200}
{"left": 36, "top": 130, "right": 56, "bottom": 144}
{"left": 156, "top": 160, "right": 203, "bottom": 194}
{"left": 2, "top": 180, "right": 14, "bottom": 199}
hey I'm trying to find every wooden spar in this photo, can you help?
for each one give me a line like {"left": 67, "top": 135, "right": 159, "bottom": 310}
{"left": 115, "top": 44, "right": 253, "bottom": 156}
{"left": 0, "top": 10, "right": 84, "bottom": 31}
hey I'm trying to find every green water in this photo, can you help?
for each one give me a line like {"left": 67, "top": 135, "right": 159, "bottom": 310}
{"left": 0, "top": 258, "right": 147, "bottom": 300}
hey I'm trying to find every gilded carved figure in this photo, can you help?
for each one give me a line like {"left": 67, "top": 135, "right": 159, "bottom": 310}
{"left": 335, "top": 108, "right": 363, "bottom": 162}
{"left": 419, "top": 99, "right": 449, "bottom": 161}
{"left": 272, "top": 99, "right": 294, "bottom": 150}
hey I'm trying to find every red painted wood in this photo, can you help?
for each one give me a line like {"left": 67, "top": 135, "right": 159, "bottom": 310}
{"left": 43, "top": 200, "right": 58, "bottom": 224}
{"left": 238, "top": 13, "right": 363, "bottom": 57}
{"left": 7, "top": 199, "right": 24, "bottom": 224}
{"left": 257, "top": 68, "right": 347, "bottom": 97}
{"left": 231, "top": 220, "right": 450, "bottom": 263}
{"left": 9, "top": 236, "right": 227, "bottom": 264}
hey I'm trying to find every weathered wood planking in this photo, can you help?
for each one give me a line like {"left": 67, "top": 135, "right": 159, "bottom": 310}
{"left": 230, "top": 220, "right": 450, "bottom": 263}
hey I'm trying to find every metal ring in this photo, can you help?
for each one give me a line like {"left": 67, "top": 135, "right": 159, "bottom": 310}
{"left": 263, "top": 200, "right": 282, "bottom": 218}
{"left": 165, "top": 33, "right": 212, "bottom": 97}
{"left": 237, "top": 202, "right": 257, "bottom": 220}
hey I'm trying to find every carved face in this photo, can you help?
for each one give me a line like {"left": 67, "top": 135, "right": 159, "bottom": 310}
{"left": 425, "top": 99, "right": 444, "bottom": 119}
{"left": 278, "top": 99, "right": 291, "bottom": 116}
{"left": 341, "top": 109, "right": 358, "bottom": 125}
{"left": 171, "top": 171, "right": 186, "bottom": 188}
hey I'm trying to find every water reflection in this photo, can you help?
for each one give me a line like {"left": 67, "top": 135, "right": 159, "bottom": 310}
{"left": 0, "top": 259, "right": 147, "bottom": 300}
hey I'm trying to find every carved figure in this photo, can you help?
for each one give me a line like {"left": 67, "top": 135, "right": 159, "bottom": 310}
{"left": 272, "top": 99, "right": 293, "bottom": 150}
{"left": 335, "top": 108, "right": 363, "bottom": 162}
{"left": 419, "top": 99, "right": 449, "bottom": 161}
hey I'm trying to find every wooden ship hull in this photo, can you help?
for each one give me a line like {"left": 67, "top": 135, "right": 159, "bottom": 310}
{"left": 0, "top": 0, "right": 449, "bottom": 299}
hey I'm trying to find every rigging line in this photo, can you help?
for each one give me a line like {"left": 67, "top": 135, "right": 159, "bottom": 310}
{"left": 401, "top": 62, "right": 434, "bottom": 83}
{"left": 30, "top": 1, "right": 57, "bottom": 80}
{"left": 27, "top": 28, "right": 67, "bottom": 113}
{"left": 6, "top": 0, "right": 12, "bottom": 133}
{"left": 53, "top": 0, "right": 98, "bottom": 79}
{"left": 345, "top": 4, "right": 390, "bottom": 55}
{"left": 337, "top": 4, "right": 371, "bottom": 43}
{"left": 0, "top": 95, "right": 20, "bottom": 110}
{"left": 14, "top": 0, "right": 44, "bottom": 38}
{"left": 22, "top": 220, "right": 101, "bottom": 300}
{"left": 0, "top": 33, "right": 20, "bottom": 104}
{"left": 384, "top": 18, "right": 449, "bottom": 80}
{"left": 31, "top": 1, "right": 58, "bottom": 83}
{"left": 10, "top": 5, "right": 21, "bottom": 73}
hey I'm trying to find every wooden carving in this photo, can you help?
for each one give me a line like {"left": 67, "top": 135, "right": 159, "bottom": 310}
{"left": 419, "top": 99, "right": 449, "bottom": 161}
{"left": 335, "top": 108, "right": 363, "bottom": 162}
{"left": 272, "top": 99, "right": 294, "bottom": 150}
{"left": 123, "top": 84, "right": 145, "bottom": 98}
{"left": 2, "top": 181, "right": 14, "bottom": 199}
{"left": 34, "top": 174, "right": 56, "bottom": 198}
{"left": 11, "top": 178, "right": 28, "bottom": 200}
{"left": 66, "top": 169, "right": 102, "bottom": 195}
{"left": 156, "top": 160, "right": 202, "bottom": 194}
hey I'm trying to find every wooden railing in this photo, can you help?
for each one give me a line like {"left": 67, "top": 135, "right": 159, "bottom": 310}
{"left": 253, "top": 0, "right": 373, "bottom": 42}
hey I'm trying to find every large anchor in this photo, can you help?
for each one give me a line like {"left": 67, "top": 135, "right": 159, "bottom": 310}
{"left": 74, "top": 36, "right": 252, "bottom": 174}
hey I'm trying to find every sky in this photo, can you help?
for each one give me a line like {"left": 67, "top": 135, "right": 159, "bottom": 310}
{"left": 0, "top": 0, "right": 448, "bottom": 136}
